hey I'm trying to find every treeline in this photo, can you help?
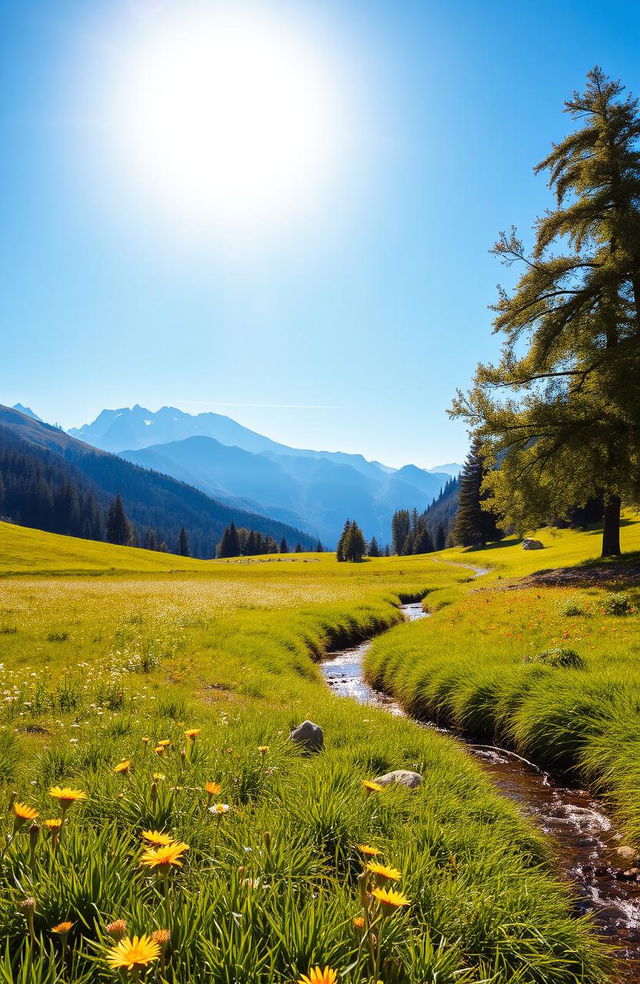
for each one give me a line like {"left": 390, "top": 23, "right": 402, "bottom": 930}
{"left": 216, "top": 522, "right": 324, "bottom": 557}
{"left": 390, "top": 478, "right": 458, "bottom": 556}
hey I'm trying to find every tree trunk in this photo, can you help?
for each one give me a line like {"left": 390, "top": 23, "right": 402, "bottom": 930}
{"left": 602, "top": 495, "right": 622, "bottom": 556}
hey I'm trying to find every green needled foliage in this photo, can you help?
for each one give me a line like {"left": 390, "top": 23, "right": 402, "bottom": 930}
{"left": 451, "top": 68, "right": 640, "bottom": 558}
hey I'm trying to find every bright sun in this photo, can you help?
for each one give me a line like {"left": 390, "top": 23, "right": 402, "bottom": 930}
{"left": 103, "top": 3, "right": 347, "bottom": 236}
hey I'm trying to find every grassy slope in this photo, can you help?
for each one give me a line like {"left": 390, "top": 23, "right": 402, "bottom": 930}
{"left": 366, "top": 517, "right": 640, "bottom": 846}
{"left": 0, "top": 521, "right": 607, "bottom": 983}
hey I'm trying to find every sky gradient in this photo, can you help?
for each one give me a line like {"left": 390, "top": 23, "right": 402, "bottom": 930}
{"left": 2, "top": 0, "right": 639, "bottom": 467}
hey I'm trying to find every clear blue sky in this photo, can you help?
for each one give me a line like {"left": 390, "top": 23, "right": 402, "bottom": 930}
{"left": 2, "top": 0, "right": 639, "bottom": 467}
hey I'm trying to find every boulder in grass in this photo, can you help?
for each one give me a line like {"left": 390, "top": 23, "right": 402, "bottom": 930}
{"left": 289, "top": 720, "right": 324, "bottom": 753}
{"left": 374, "top": 769, "right": 423, "bottom": 789}
{"left": 522, "top": 538, "right": 544, "bottom": 550}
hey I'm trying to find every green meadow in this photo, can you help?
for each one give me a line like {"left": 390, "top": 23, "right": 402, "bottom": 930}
{"left": 0, "top": 518, "right": 637, "bottom": 983}
{"left": 366, "top": 518, "right": 640, "bottom": 846}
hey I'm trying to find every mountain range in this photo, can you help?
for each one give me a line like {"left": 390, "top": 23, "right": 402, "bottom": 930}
{"left": 68, "top": 405, "right": 460, "bottom": 545}
{"left": 0, "top": 405, "right": 317, "bottom": 556}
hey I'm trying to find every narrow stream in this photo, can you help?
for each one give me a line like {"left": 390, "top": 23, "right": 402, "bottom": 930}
{"left": 322, "top": 601, "right": 640, "bottom": 980}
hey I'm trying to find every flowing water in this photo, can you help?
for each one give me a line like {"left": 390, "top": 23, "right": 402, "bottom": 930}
{"left": 321, "top": 600, "right": 640, "bottom": 980}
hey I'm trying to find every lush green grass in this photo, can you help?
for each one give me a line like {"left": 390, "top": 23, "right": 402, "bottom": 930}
{"left": 0, "top": 522, "right": 610, "bottom": 983}
{"left": 366, "top": 518, "right": 640, "bottom": 847}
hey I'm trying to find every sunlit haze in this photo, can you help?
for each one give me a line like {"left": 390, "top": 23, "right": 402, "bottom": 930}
{"left": 100, "top": 3, "right": 349, "bottom": 236}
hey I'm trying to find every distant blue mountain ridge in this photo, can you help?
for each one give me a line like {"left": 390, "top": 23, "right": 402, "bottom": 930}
{"left": 67, "top": 405, "right": 461, "bottom": 546}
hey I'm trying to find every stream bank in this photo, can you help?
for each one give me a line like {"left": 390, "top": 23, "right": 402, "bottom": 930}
{"left": 321, "top": 600, "right": 640, "bottom": 980}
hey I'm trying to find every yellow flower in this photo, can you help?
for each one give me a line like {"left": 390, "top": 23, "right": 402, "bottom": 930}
{"left": 184, "top": 728, "right": 201, "bottom": 740}
{"left": 49, "top": 787, "right": 86, "bottom": 809}
{"left": 141, "top": 829, "right": 174, "bottom": 847}
{"left": 114, "top": 760, "right": 131, "bottom": 774}
{"left": 362, "top": 780, "right": 383, "bottom": 794}
{"left": 51, "top": 921, "right": 74, "bottom": 935}
{"left": 141, "top": 737, "right": 151, "bottom": 745}
{"left": 352, "top": 916, "right": 365, "bottom": 932}
{"left": 152, "top": 773, "right": 166, "bottom": 781}
{"left": 355, "top": 844, "right": 380, "bottom": 857}
{"left": 365, "top": 861, "right": 401, "bottom": 882}
{"left": 258, "top": 745, "right": 269, "bottom": 755}
{"left": 154, "top": 746, "right": 165, "bottom": 756}
{"left": 13, "top": 802, "right": 39, "bottom": 822}
{"left": 205, "top": 781, "right": 221, "bottom": 797}
{"left": 106, "top": 934, "right": 160, "bottom": 971}
{"left": 297, "top": 967, "right": 338, "bottom": 984}
{"left": 140, "top": 842, "right": 189, "bottom": 869}
{"left": 44, "top": 818, "right": 63, "bottom": 830}
{"left": 157, "top": 740, "right": 171, "bottom": 747}
{"left": 370, "top": 886, "right": 410, "bottom": 916}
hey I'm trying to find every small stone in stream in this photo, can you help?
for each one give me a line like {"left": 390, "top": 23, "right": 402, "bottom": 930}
{"left": 522, "top": 538, "right": 544, "bottom": 550}
{"left": 374, "top": 769, "right": 423, "bottom": 789}
{"left": 615, "top": 845, "right": 639, "bottom": 863}
{"left": 289, "top": 720, "right": 324, "bottom": 753}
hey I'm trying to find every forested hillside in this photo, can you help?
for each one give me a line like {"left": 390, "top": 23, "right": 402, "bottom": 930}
{"left": 0, "top": 406, "right": 316, "bottom": 557}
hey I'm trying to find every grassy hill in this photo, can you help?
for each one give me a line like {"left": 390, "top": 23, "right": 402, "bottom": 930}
{"left": 0, "top": 520, "right": 616, "bottom": 983}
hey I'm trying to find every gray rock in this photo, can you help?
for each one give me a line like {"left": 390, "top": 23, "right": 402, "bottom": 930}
{"left": 374, "top": 769, "right": 423, "bottom": 789}
{"left": 289, "top": 720, "right": 324, "bottom": 753}
{"left": 522, "top": 538, "right": 544, "bottom": 550}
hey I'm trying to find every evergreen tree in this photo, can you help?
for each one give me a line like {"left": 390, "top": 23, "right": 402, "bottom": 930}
{"left": 368, "top": 536, "right": 381, "bottom": 557}
{"left": 179, "top": 527, "right": 189, "bottom": 556}
{"left": 451, "top": 68, "right": 640, "bottom": 557}
{"left": 402, "top": 530, "right": 415, "bottom": 555}
{"left": 294, "top": 542, "right": 302, "bottom": 553}
{"left": 106, "top": 495, "right": 133, "bottom": 546}
{"left": 280, "top": 537, "right": 289, "bottom": 554}
{"left": 435, "top": 523, "right": 446, "bottom": 551}
{"left": 315, "top": 540, "right": 324, "bottom": 553}
{"left": 341, "top": 521, "right": 366, "bottom": 561}
{"left": 451, "top": 439, "right": 502, "bottom": 547}
{"left": 245, "top": 530, "right": 257, "bottom": 555}
{"left": 336, "top": 519, "right": 351, "bottom": 562}
{"left": 384, "top": 544, "right": 390, "bottom": 557}
{"left": 391, "top": 510, "right": 411, "bottom": 555}
{"left": 413, "top": 525, "right": 434, "bottom": 554}
{"left": 264, "top": 536, "right": 278, "bottom": 553}
{"left": 218, "top": 522, "right": 240, "bottom": 558}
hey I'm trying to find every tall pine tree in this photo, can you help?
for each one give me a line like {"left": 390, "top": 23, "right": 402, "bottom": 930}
{"left": 451, "top": 439, "right": 502, "bottom": 547}
{"left": 106, "top": 495, "right": 133, "bottom": 546}
{"left": 451, "top": 69, "right": 640, "bottom": 557}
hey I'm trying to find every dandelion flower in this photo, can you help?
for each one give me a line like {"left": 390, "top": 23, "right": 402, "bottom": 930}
{"left": 184, "top": 728, "right": 201, "bottom": 740}
{"left": 362, "top": 780, "right": 383, "bottom": 794}
{"left": 356, "top": 844, "right": 380, "bottom": 857}
{"left": 44, "top": 818, "right": 63, "bottom": 830}
{"left": 205, "top": 781, "right": 221, "bottom": 797}
{"left": 141, "top": 829, "right": 174, "bottom": 847}
{"left": 365, "top": 861, "right": 401, "bottom": 882}
{"left": 209, "top": 803, "right": 230, "bottom": 815}
{"left": 106, "top": 934, "right": 160, "bottom": 970}
{"left": 105, "top": 919, "right": 127, "bottom": 941}
{"left": 141, "top": 737, "right": 151, "bottom": 745}
{"left": 114, "top": 760, "right": 131, "bottom": 774}
{"left": 154, "top": 746, "right": 165, "bottom": 756}
{"left": 51, "top": 921, "right": 74, "bottom": 935}
{"left": 371, "top": 886, "right": 410, "bottom": 916}
{"left": 49, "top": 787, "right": 86, "bottom": 809}
{"left": 297, "top": 967, "right": 337, "bottom": 984}
{"left": 157, "top": 739, "right": 171, "bottom": 747}
{"left": 352, "top": 916, "right": 365, "bottom": 931}
{"left": 152, "top": 773, "right": 166, "bottom": 781}
{"left": 13, "top": 801, "right": 38, "bottom": 824}
{"left": 258, "top": 745, "right": 269, "bottom": 755}
{"left": 140, "top": 842, "right": 189, "bottom": 869}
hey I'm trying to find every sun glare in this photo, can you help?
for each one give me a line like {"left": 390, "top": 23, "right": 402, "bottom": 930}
{"left": 101, "top": 3, "right": 348, "bottom": 237}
